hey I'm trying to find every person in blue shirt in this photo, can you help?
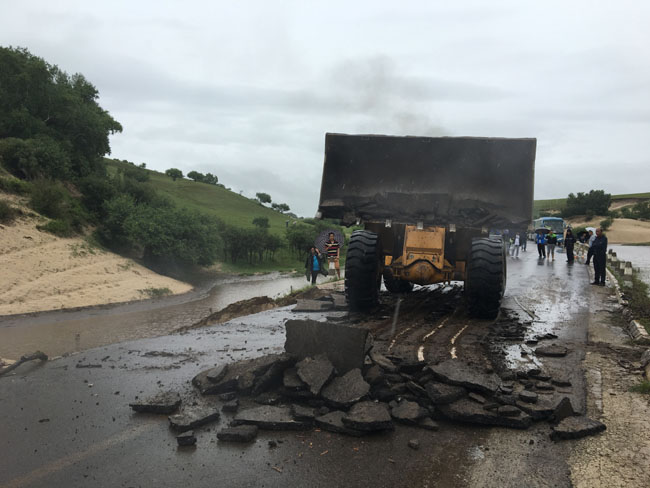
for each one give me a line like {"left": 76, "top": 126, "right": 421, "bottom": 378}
{"left": 305, "top": 247, "right": 325, "bottom": 285}
{"left": 536, "top": 232, "right": 547, "bottom": 258}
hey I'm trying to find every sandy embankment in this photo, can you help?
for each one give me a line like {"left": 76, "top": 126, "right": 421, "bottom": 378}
{"left": 566, "top": 217, "right": 650, "bottom": 244}
{"left": 0, "top": 204, "right": 192, "bottom": 316}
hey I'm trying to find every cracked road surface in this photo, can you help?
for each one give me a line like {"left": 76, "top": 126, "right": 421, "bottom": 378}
{"left": 0, "top": 250, "right": 642, "bottom": 488}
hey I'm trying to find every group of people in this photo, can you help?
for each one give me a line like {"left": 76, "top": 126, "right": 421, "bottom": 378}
{"left": 305, "top": 232, "right": 341, "bottom": 285}
{"left": 535, "top": 230, "right": 560, "bottom": 260}
{"left": 534, "top": 227, "right": 608, "bottom": 285}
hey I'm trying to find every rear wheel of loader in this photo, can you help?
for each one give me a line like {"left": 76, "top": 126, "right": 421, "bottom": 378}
{"left": 383, "top": 268, "right": 413, "bottom": 294}
{"left": 345, "top": 230, "right": 383, "bottom": 310}
{"left": 465, "top": 237, "right": 506, "bottom": 319}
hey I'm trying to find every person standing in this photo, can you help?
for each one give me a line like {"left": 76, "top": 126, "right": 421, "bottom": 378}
{"left": 511, "top": 233, "right": 521, "bottom": 257}
{"left": 536, "top": 232, "right": 547, "bottom": 258}
{"left": 591, "top": 228, "right": 608, "bottom": 286}
{"left": 324, "top": 232, "right": 341, "bottom": 279}
{"left": 564, "top": 228, "right": 577, "bottom": 264}
{"left": 546, "top": 231, "right": 558, "bottom": 261}
{"left": 585, "top": 230, "right": 596, "bottom": 265}
{"left": 305, "top": 247, "right": 324, "bottom": 285}
{"left": 521, "top": 231, "right": 527, "bottom": 252}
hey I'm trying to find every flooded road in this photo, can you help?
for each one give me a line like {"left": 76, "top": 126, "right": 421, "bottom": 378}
{"left": 0, "top": 246, "right": 618, "bottom": 488}
{"left": 0, "top": 272, "right": 322, "bottom": 360}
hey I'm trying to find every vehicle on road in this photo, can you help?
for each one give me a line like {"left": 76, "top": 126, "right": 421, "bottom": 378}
{"left": 528, "top": 216, "right": 566, "bottom": 245}
{"left": 316, "top": 133, "right": 536, "bottom": 319}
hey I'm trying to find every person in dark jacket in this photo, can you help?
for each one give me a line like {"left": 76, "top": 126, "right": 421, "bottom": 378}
{"left": 536, "top": 232, "right": 547, "bottom": 258}
{"left": 591, "top": 228, "right": 608, "bottom": 286}
{"left": 564, "top": 228, "right": 577, "bottom": 264}
{"left": 305, "top": 247, "right": 325, "bottom": 285}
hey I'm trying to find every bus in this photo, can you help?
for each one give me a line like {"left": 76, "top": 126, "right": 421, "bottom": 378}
{"left": 529, "top": 216, "right": 566, "bottom": 245}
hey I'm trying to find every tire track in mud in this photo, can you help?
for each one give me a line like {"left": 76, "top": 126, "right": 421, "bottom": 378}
{"left": 362, "top": 285, "right": 484, "bottom": 364}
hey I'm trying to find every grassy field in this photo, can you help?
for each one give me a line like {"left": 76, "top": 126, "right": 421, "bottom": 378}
{"left": 107, "top": 159, "right": 327, "bottom": 274}
{"left": 533, "top": 192, "right": 650, "bottom": 217}
{"left": 108, "top": 160, "right": 295, "bottom": 236}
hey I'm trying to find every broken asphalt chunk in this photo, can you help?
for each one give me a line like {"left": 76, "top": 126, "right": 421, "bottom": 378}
{"left": 291, "top": 404, "right": 316, "bottom": 422}
{"left": 283, "top": 368, "right": 306, "bottom": 390}
{"left": 368, "top": 351, "right": 398, "bottom": 373}
{"left": 192, "top": 354, "right": 294, "bottom": 395}
{"left": 390, "top": 400, "right": 428, "bottom": 425}
{"left": 342, "top": 401, "right": 393, "bottom": 432}
{"left": 321, "top": 369, "right": 370, "bottom": 408}
{"left": 292, "top": 299, "right": 334, "bottom": 312}
{"left": 418, "top": 417, "right": 439, "bottom": 431}
{"left": 129, "top": 391, "right": 181, "bottom": 414}
{"left": 234, "top": 406, "right": 311, "bottom": 430}
{"left": 518, "top": 391, "right": 538, "bottom": 404}
{"left": 553, "top": 397, "right": 577, "bottom": 423}
{"left": 535, "top": 345, "right": 568, "bottom": 358}
{"left": 296, "top": 355, "right": 335, "bottom": 396}
{"left": 206, "top": 364, "right": 228, "bottom": 383}
{"left": 315, "top": 411, "right": 365, "bottom": 437}
{"left": 439, "top": 398, "right": 532, "bottom": 429}
{"left": 222, "top": 399, "right": 239, "bottom": 413}
{"left": 217, "top": 425, "right": 259, "bottom": 442}
{"left": 176, "top": 430, "right": 197, "bottom": 447}
{"left": 169, "top": 407, "right": 220, "bottom": 432}
{"left": 550, "top": 416, "right": 606, "bottom": 441}
{"left": 425, "top": 381, "right": 467, "bottom": 405}
{"left": 427, "top": 360, "right": 501, "bottom": 395}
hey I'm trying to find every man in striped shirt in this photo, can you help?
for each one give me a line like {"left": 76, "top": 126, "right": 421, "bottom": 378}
{"left": 324, "top": 232, "right": 341, "bottom": 279}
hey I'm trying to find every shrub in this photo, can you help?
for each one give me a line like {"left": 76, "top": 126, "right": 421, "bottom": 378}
{"left": 29, "top": 179, "right": 67, "bottom": 218}
{"left": 37, "top": 219, "right": 75, "bottom": 237}
{"left": 600, "top": 217, "right": 613, "bottom": 231}
{"left": 0, "top": 176, "right": 30, "bottom": 194}
{"left": 0, "top": 200, "right": 17, "bottom": 223}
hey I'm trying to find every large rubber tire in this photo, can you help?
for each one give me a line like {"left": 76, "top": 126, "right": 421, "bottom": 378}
{"left": 345, "top": 230, "right": 383, "bottom": 310}
{"left": 465, "top": 237, "right": 506, "bottom": 319}
{"left": 383, "top": 268, "right": 414, "bottom": 294}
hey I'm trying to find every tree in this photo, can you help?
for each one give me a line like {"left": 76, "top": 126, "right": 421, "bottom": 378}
{"left": 562, "top": 190, "right": 612, "bottom": 218}
{"left": 252, "top": 216, "right": 270, "bottom": 229}
{"left": 165, "top": 168, "right": 183, "bottom": 181}
{"left": 276, "top": 203, "right": 290, "bottom": 213}
{"left": 256, "top": 192, "right": 271, "bottom": 204}
{"left": 187, "top": 170, "right": 205, "bottom": 182}
{"left": 203, "top": 173, "right": 218, "bottom": 185}
{"left": 0, "top": 47, "right": 122, "bottom": 180}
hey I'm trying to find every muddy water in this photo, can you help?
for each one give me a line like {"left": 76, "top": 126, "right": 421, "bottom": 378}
{"left": 609, "top": 244, "right": 650, "bottom": 285}
{"left": 0, "top": 272, "right": 319, "bottom": 360}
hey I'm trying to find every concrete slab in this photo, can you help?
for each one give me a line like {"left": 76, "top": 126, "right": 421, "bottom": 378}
{"left": 285, "top": 319, "right": 368, "bottom": 373}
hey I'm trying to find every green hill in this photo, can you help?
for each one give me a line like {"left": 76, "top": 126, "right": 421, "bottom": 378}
{"left": 107, "top": 159, "right": 295, "bottom": 236}
{"left": 534, "top": 192, "right": 650, "bottom": 217}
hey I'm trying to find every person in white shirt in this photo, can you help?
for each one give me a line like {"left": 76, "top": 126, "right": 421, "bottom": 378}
{"left": 511, "top": 233, "right": 521, "bottom": 257}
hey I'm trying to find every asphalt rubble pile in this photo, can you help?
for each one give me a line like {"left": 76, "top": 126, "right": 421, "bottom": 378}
{"left": 129, "top": 318, "right": 606, "bottom": 447}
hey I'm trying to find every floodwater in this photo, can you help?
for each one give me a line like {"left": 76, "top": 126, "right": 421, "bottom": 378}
{"left": 609, "top": 244, "right": 650, "bottom": 285}
{"left": 0, "top": 272, "right": 324, "bottom": 360}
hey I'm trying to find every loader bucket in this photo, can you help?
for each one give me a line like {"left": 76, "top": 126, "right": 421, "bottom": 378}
{"left": 318, "top": 133, "right": 536, "bottom": 229}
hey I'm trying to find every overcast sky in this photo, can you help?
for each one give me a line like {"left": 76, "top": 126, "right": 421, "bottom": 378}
{"left": 2, "top": 1, "right": 650, "bottom": 216}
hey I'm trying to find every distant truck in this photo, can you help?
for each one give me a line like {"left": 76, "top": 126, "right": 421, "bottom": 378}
{"left": 316, "top": 133, "right": 536, "bottom": 319}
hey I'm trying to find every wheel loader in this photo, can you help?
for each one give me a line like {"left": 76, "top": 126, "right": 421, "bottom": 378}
{"left": 316, "top": 133, "right": 536, "bottom": 319}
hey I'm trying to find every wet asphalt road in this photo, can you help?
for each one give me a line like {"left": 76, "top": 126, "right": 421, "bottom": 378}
{"left": 0, "top": 248, "right": 604, "bottom": 488}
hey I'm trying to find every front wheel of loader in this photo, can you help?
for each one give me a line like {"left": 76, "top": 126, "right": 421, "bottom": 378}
{"left": 465, "top": 237, "right": 506, "bottom": 320}
{"left": 345, "top": 230, "right": 383, "bottom": 310}
{"left": 383, "top": 268, "right": 414, "bottom": 294}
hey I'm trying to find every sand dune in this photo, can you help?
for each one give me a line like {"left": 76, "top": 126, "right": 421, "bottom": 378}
{"left": 0, "top": 210, "right": 192, "bottom": 316}
{"left": 566, "top": 217, "right": 650, "bottom": 244}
